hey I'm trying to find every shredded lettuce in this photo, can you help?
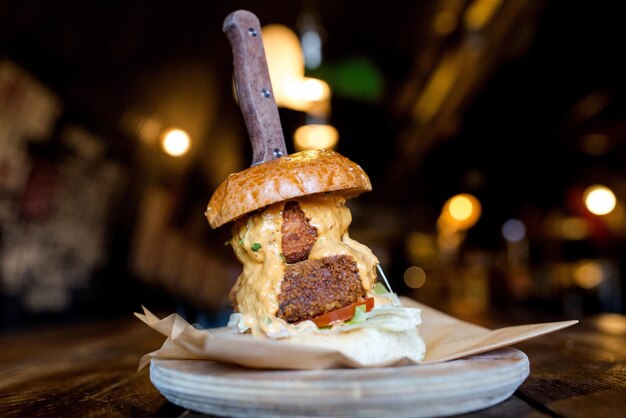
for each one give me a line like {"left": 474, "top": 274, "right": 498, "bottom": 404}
{"left": 330, "top": 305, "right": 422, "bottom": 333}
{"left": 346, "top": 304, "right": 367, "bottom": 325}
{"left": 227, "top": 302, "right": 422, "bottom": 338}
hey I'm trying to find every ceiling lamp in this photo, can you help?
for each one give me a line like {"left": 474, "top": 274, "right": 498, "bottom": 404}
{"left": 439, "top": 193, "right": 482, "bottom": 231}
{"left": 262, "top": 24, "right": 330, "bottom": 112}
{"left": 161, "top": 128, "right": 191, "bottom": 157}
{"left": 293, "top": 124, "right": 338, "bottom": 151}
{"left": 584, "top": 185, "right": 616, "bottom": 216}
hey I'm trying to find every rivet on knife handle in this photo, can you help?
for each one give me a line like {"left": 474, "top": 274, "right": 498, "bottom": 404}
{"left": 223, "top": 10, "right": 288, "bottom": 166}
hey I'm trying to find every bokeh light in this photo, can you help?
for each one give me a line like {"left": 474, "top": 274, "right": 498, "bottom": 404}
{"left": 584, "top": 185, "right": 616, "bottom": 215}
{"left": 449, "top": 195, "right": 474, "bottom": 221}
{"left": 560, "top": 217, "right": 591, "bottom": 240}
{"left": 573, "top": 260, "right": 605, "bottom": 289}
{"left": 502, "top": 219, "right": 526, "bottom": 243}
{"left": 262, "top": 24, "right": 330, "bottom": 111}
{"left": 301, "top": 78, "right": 329, "bottom": 101}
{"left": 161, "top": 128, "right": 191, "bottom": 157}
{"left": 440, "top": 193, "right": 482, "bottom": 231}
{"left": 404, "top": 266, "right": 427, "bottom": 289}
{"left": 294, "top": 124, "right": 338, "bottom": 151}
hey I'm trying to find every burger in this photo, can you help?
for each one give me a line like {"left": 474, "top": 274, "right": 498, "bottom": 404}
{"left": 205, "top": 149, "right": 425, "bottom": 365}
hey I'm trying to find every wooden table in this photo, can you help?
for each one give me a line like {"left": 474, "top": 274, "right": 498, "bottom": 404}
{"left": 1, "top": 311, "right": 624, "bottom": 417}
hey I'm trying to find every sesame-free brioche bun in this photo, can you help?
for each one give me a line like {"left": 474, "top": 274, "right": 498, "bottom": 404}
{"left": 205, "top": 149, "right": 371, "bottom": 228}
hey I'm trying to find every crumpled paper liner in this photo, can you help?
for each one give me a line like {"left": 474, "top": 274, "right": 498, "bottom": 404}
{"left": 135, "top": 297, "right": 577, "bottom": 370}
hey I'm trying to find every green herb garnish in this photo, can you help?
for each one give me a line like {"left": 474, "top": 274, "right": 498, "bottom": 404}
{"left": 279, "top": 253, "right": 287, "bottom": 263}
{"left": 251, "top": 243, "right": 262, "bottom": 251}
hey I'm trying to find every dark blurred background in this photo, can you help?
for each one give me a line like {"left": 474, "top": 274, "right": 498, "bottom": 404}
{"left": 1, "top": 0, "right": 625, "bottom": 330}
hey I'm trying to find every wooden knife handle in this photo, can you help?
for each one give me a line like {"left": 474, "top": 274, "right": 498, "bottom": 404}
{"left": 223, "top": 10, "right": 288, "bottom": 166}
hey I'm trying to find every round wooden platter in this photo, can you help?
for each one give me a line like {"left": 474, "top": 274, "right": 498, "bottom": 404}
{"left": 150, "top": 347, "right": 529, "bottom": 418}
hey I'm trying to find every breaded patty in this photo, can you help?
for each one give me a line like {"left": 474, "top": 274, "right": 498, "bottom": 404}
{"left": 281, "top": 201, "right": 318, "bottom": 263}
{"left": 277, "top": 255, "right": 365, "bottom": 323}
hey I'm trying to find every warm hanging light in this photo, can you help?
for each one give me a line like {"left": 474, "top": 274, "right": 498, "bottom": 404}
{"left": 161, "top": 128, "right": 190, "bottom": 157}
{"left": 262, "top": 24, "right": 330, "bottom": 112}
{"left": 293, "top": 78, "right": 330, "bottom": 102}
{"left": 262, "top": 24, "right": 303, "bottom": 97}
{"left": 584, "top": 185, "right": 616, "bottom": 215}
{"left": 278, "top": 78, "right": 330, "bottom": 112}
{"left": 293, "top": 124, "right": 338, "bottom": 151}
{"left": 439, "top": 193, "right": 482, "bottom": 231}
{"left": 449, "top": 195, "right": 474, "bottom": 221}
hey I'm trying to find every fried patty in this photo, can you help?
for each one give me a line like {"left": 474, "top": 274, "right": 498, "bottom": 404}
{"left": 277, "top": 255, "right": 365, "bottom": 323}
{"left": 281, "top": 201, "right": 318, "bottom": 263}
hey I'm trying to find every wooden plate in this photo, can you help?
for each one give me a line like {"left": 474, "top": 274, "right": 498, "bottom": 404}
{"left": 150, "top": 347, "right": 529, "bottom": 417}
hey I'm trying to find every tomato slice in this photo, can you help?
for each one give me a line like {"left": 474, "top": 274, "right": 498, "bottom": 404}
{"left": 311, "top": 297, "right": 374, "bottom": 328}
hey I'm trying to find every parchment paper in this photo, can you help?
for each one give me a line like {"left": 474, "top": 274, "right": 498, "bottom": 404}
{"left": 135, "top": 297, "right": 577, "bottom": 370}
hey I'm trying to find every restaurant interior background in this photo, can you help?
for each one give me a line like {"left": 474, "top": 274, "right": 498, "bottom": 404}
{"left": 1, "top": 0, "right": 625, "bottom": 331}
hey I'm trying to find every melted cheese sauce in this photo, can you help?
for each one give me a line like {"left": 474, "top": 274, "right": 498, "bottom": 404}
{"left": 229, "top": 194, "right": 379, "bottom": 337}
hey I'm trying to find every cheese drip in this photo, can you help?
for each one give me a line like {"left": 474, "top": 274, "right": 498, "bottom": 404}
{"left": 229, "top": 193, "right": 379, "bottom": 337}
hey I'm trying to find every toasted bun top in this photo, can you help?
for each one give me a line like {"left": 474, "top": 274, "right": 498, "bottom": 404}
{"left": 205, "top": 149, "right": 371, "bottom": 228}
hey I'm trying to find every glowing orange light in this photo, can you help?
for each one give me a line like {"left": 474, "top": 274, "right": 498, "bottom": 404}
{"left": 161, "top": 128, "right": 190, "bottom": 157}
{"left": 449, "top": 195, "right": 474, "bottom": 221}
{"left": 584, "top": 185, "right": 616, "bottom": 215}
{"left": 293, "top": 124, "right": 338, "bottom": 151}
{"left": 262, "top": 24, "right": 330, "bottom": 111}
{"left": 440, "top": 193, "right": 482, "bottom": 231}
{"left": 573, "top": 260, "right": 604, "bottom": 289}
